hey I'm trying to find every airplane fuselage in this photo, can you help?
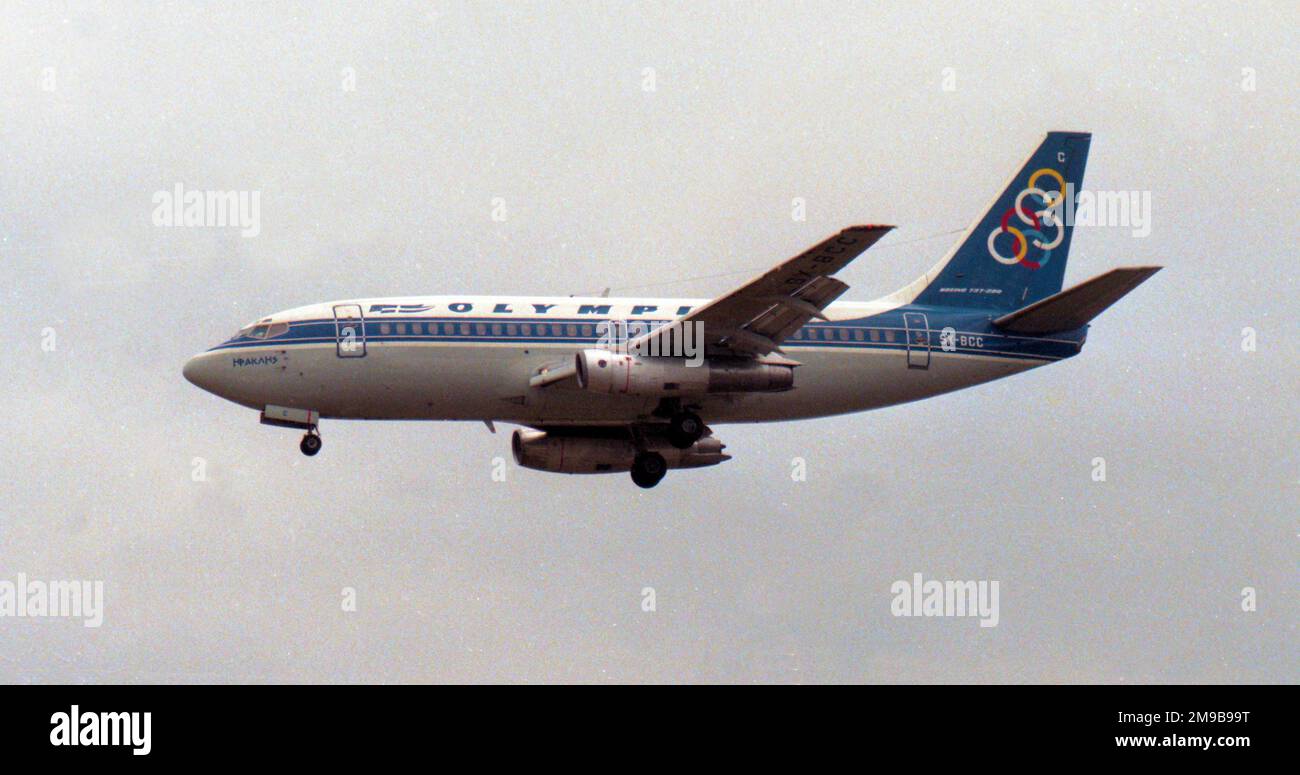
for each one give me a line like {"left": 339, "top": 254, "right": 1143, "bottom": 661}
{"left": 183, "top": 295, "right": 1085, "bottom": 426}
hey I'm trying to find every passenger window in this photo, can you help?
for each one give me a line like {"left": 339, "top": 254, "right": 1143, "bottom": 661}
{"left": 459, "top": 324, "right": 470, "bottom": 336}
{"left": 853, "top": 329, "right": 864, "bottom": 341}
{"left": 492, "top": 324, "right": 504, "bottom": 336}
{"left": 838, "top": 329, "right": 849, "bottom": 341}
{"left": 565, "top": 325, "right": 577, "bottom": 337}
{"left": 380, "top": 324, "right": 391, "bottom": 335}
{"left": 885, "top": 330, "right": 896, "bottom": 343}
{"left": 870, "top": 329, "right": 880, "bottom": 342}
{"left": 581, "top": 324, "right": 594, "bottom": 338}
{"left": 396, "top": 323, "right": 406, "bottom": 335}
{"left": 507, "top": 324, "right": 518, "bottom": 336}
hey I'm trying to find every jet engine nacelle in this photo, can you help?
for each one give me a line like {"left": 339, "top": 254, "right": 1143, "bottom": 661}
{"left": 512, "top": 429, "right": 730, "bottom": 474}
{"left": 573, "top": 349, "right": 794, "bottom": 396}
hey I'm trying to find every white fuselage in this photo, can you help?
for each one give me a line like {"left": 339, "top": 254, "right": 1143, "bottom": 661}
{"left": 183, "top": 295, "right": 1069, "bottom": 427}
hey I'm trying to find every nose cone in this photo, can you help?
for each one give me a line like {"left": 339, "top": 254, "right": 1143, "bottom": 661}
{"left": 183, "top": 351, "right": 221, "bottom": 395}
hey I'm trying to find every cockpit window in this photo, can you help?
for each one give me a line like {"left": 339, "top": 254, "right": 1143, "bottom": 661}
{"left": 237, "top": 321, "right": 290, "bottom": 340}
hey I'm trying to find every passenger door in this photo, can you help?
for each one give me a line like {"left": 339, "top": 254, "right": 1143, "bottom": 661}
{"left": 903, "top": 311, "right": 930, "bottom": 369}
{"left": 333, "top": 304, "right": 367, "bottom": 358}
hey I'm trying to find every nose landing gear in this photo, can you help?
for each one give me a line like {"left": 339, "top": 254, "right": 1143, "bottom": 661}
{"left": 259, "top": 406, "right": 323, "bottom": 457}
{"left": 299, "top": 430, "right": 322, "bottom": 457}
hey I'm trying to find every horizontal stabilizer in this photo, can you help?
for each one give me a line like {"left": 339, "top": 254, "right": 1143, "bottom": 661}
{"left": 992, "top": 266, "right": 1162, "bottom": 334}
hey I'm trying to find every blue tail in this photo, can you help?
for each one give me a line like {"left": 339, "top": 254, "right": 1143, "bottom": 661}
{"left": 911, "top": 131, "right": 1091, "bottom": 312}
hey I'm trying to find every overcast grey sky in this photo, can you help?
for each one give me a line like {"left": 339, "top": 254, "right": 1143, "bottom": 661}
{"left": 1, "top": 1, "right": 1295, "bottom": 682}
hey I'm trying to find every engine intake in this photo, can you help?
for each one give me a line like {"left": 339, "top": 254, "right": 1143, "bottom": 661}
{"left": 574, "top": 349, "right": 793, "bottom": 396}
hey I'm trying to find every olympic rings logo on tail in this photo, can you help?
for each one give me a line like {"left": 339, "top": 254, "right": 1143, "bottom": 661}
{"left": 987, "top": 167, "right": 1066, "bottom": 270}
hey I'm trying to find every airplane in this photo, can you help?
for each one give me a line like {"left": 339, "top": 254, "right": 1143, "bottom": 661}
{"left": 184, "top": 131, "right": 1160, "bottom": 488}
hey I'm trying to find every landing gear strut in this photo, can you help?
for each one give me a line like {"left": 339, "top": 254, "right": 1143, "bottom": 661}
{"left": 667, "top": 410, "right": 705, "bottom": 449}
{"left": 630, "top": 451, "right": 667, "bottom": 489}
{"left": 299, "top": 430, "right": 322, "bottom": 457}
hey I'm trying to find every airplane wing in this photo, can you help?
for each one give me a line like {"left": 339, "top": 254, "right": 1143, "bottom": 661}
{"left": 628, "top": 224, "right": 894, "bottom": 357}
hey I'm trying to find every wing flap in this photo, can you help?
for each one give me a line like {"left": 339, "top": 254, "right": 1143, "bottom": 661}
{"left": 728, "top": 276, "right": 851, "bottom": 354}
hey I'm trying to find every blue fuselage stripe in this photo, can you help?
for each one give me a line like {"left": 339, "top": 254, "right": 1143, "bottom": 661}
{"left": 209, "top": 311, "right": 1083, "bottom": 362}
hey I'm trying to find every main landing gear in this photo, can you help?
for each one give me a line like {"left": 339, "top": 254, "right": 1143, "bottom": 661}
{"left": 299, "top": 429, "right": 322, "bottom": 457}
{"left": 631, "top": 451, "right": 667, "bottom": 489}
{"left": 626, "top": 404, "right": 709, "bottom": 487}
{"left": 666, "top": 410, "right": 705, "bottom": 449}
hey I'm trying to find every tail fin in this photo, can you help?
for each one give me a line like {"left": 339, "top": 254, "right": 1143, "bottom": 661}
{"left": 908, "top": 131, "right": 1092, "bottom": 312}
{"left": 992, "top": 266, "right": 1162, "bottom": 334}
